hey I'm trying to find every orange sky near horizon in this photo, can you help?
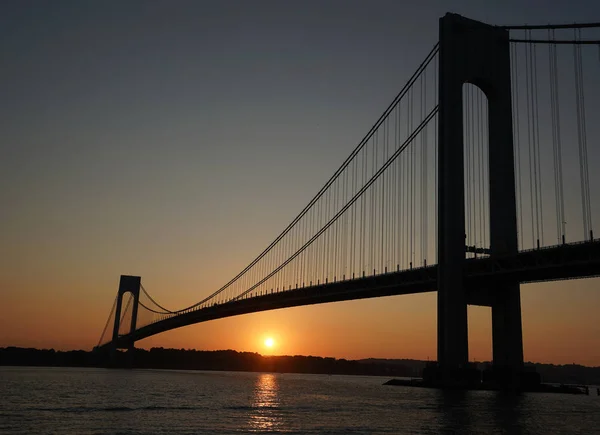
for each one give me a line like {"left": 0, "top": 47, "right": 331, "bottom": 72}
{"left": 2, "top": 270, "right": 599, "bottom": 366}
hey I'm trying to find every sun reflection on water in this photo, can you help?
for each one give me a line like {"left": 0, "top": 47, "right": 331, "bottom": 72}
{"left": 248, "top": 373, "right": 283, "bottom": 432}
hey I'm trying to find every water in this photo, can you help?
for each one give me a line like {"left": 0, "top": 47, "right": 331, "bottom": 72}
{"left": 1, "top": 367, "right": 599, "bottom": 434}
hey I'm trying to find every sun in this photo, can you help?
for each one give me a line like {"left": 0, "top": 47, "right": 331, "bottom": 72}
{"left": 264, "top": 337, "right": 275, "bottom": 348}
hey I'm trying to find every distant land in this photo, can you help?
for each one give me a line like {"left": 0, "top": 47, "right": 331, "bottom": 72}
{"left": 1, "top": 347, "right": 599, "bottom": 385}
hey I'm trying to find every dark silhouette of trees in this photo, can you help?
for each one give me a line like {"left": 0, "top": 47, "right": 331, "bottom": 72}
{"left": 1, "top": 347, "right": 598, "bottom": 385}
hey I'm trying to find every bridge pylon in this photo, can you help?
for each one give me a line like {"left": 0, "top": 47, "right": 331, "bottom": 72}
{"left": 110, "top": 275, "right": 141, "bottom": 367}
{"left": 436, "top": 13, "right": 527, "bottom": 388}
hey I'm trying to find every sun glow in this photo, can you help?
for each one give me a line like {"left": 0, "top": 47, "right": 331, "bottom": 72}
{"left": 264, "top": 337, "right": 275, "bottom": 348}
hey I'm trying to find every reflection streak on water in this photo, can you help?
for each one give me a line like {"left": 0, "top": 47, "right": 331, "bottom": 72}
{"left": 249, "top": 373, "right": 283, "bottom": 432}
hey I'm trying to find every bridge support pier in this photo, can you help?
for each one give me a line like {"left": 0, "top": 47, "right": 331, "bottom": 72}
{"left": 491, "top": 285, "right": 524, "bottom": 374}
{"left": 435, "top": 13, "right": 533, "bottom": 389}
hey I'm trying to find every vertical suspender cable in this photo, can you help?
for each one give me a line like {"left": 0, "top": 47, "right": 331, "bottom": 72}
{"left": 465, "top": 85, "right": 471, "bottom": 254}
{"left": 549, "top": 29, "right": 566, "bottom": 243}
{"left": 525, "top": 30, "right": 535, "bottom": 249}
{"left": 434, "top": 54, "right": 438, "bottom": 261}
{"left": 533, "top": 38, "right": 544, "bottom": 247}
{"left": 400, "top": 101, "right": 405, "bottom": 269}
{"left": 381, "top": 120, "right": 386, "bottom": 271}
{"left": 361, "top": 140, "right": 366, "bottom": 274}
{"left": 394, "top": 103, "right": 399, "bottom": 268}
{"left": 478, "top": 89, "right": 485, "bottom": 250}
{"left": 549, "top": 30, "right": 559, "bottom": 243}
{"left": 410, "top": 87, "right": 415, "bottom": 267}
{"left": 483, "top": 88, "right": 489, "bottom": 251}
{"left": 574, "top": 28, "right": 592, "bottom": 240}
{"left": 512, "top": 41, "right": 524, "bottom": 249}
{"left": 334, "top": 174, "right": 338, "bottom": 280}
{"left": 352, "top": 149, "right": 357, "bottom": 276}
{"left": 371, "top": 133, "right": 376, "bottom": 273}
{"left": 423, "top": 75, "right": 426, "bottom": 264}
{"left": 574, "top": 29, "right": 586, "bottom": 239}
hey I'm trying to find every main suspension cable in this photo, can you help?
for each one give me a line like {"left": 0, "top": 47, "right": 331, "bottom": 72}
{"left": 173, "top": 43, "right": 440, "bottom": 312}
{"left": 140, "top": 284, "right": 173, "bottom": 314}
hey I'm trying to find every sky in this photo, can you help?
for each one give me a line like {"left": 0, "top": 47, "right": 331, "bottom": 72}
{"left": 1, "top": 0, "right": 600, "bottom": 366}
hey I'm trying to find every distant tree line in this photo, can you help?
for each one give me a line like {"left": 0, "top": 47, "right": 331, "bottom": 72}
{"left": 1, "top": 347, "right": 598, "bottom": 385}
{"left": 0, "top": 347, "right": 415, "bottom": 377}
{"left": 521, "top": 362, "right": 600, "bottom": 386}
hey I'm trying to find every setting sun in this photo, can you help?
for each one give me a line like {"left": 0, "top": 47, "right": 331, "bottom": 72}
{"left": 264, "top": 337, "right": 275, "bottom": 348}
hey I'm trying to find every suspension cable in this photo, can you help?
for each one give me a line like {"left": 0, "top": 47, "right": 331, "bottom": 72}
{"left": 138, "top": 300, "right": 172, "bottom": 315}
{"left": 140, "top": 284, "right": 173, "bottom": 313}
{"left": 97, "top": 294, "right": 117, "bottom": 347}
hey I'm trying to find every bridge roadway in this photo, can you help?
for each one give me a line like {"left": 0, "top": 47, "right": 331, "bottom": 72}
{"left": 104, "top": 240, "right": 600, "bottom": 350}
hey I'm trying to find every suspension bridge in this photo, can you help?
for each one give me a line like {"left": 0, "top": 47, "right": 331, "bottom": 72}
{"left": 96, "top": 14, "right": 600, "bottom": 387}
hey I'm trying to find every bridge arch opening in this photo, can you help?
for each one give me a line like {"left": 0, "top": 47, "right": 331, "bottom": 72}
{"left": 115, "top": 291, "right": 136, "bottom": 335}
{"left": 461, "top": 82, "right": 522, "bottom": 371}
{"left": 467, "top": 305, "right": 492, "bottom": 364}
{"left": 462, "top": 83, "right": 490, "bottom": 260}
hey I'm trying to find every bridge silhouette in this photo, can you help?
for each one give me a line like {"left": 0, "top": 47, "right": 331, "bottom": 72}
{"left": 96, "top": 14, "right": 600, "bottom": 387}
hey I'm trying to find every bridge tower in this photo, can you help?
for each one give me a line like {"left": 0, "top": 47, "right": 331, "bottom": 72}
{"left": 437, "top": 14, "right": 523, "bottom": 384}
{"left": 111, "top": 275, "right": 141, "bottom": 364}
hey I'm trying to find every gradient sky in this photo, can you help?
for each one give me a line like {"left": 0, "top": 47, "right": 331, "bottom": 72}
{"left": 1, "top": 0, "right": 600, "bottom": 366}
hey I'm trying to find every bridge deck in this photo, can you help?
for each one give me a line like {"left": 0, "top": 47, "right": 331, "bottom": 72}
{"left": 102, "top": 240, "right": 600, "bottom": 349}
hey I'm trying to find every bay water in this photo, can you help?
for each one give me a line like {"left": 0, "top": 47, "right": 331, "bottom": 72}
{"left": 1, "top": 366, "right": 599, "bottom": 434}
